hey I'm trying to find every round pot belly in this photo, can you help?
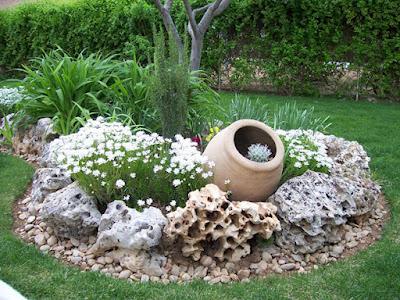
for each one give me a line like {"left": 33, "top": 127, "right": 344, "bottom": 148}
{"left": 204, "top": 119, "right": 284, "bottom": 201}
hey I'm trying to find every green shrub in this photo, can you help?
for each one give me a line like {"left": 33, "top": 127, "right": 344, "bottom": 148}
{"left": 150, "top": 29, "right": 189, "bottom": 138}
{"left": 1, "top": 0, "right": 399, "bottom": 99}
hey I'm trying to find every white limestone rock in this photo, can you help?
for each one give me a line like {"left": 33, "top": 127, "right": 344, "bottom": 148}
{"left": 90, "top": 201, "right": 167, "bottom": 253}
{"left": 270, "top": 171, "right": 380, "bottom": 253}
{"left": 31, "top": 168, "right": 72, "bottom": 205}
{"left": 40, "top": 182, "right": 101, "bottom": 238}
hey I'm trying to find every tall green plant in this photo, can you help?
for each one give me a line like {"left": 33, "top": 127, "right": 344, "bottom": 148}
{"left": 19, "top": 49, "right": 117, "bottom": 134}
{"left": 273, "top": 102, "right": 331, "bottom": 132}
{"left": 150, "top": 28, "right": 190, "bottom": 137}
{"left": 224, "top": 95, "right": 269, "bottom": 124}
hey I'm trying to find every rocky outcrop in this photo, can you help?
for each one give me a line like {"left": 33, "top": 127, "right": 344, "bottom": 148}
{"left": 12, "top": 118, "right": 57, "bottom": 160}
{"left": 164, "top": 184, "right": 281, "bottom": 262}
{"left": 90, "top": 201, "right": 167, "bottom": 253}
{"left": 270, "top": 171, "right": 380, "bottom": 253}
{"left": 40, "top": 182, "right": 101, "bottom": 238}
{"left": 31, "top": 168, "right": 72, "bottom": 205}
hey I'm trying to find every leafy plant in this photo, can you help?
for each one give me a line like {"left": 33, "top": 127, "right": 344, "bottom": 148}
{"left": 273, "top": 102, "right": 331, "bottom": 132}
{"left": 18, "top": 48, "right": 117, "bottom": 135}
{"left": 247, "top": 144, "right": 272, "bottom": 163}
{"left": 224, "top": 95, "right": 269, "bottom": 125}
{"left": 0, "top": 87, "right": 25, "bottom": 117}
{"left": 0, "top": 113, "right": 14, "bottom": 146}
{"left": 150, "top": 28, "right": 190, "bottom": 137}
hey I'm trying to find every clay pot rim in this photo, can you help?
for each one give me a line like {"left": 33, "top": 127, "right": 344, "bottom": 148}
{"left": 224, "top": 119, "right": 284, "bottom": 172}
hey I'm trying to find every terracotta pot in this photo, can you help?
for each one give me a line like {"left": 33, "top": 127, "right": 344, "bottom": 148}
{"left": 203, "top": 119, "right": 284, "bottom": 201}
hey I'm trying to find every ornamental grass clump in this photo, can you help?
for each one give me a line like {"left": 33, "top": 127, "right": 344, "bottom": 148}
{"left": 49, "top": 118, "right": 213, "bottom": 210}
{"left": 278, "top": 129, "right": 333, "bottom": 183}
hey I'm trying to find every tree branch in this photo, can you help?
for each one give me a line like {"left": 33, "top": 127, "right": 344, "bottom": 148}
{"left": 182, "top": 0, "right": 198, "bottom": 37}
{"left": 164, "top": 0, "right": 173, "bottom": 12}
{"left": 153, "top": 0, "right": 183, "bottom": 53}
{"left": 198, "top": 0, "right": 227, "bottom": 33}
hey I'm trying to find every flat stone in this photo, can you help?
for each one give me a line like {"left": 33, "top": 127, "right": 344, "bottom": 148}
{"left": 34, "top": 234, "right": 46, "bottom": 246}
{"left": 40, "top": 245, "right": 50, "bottom": 252}
{"left": 27, "top": 216, "right": 36, "bottom": 224}
{"left": 119, "top": 270, "right": 132, "bottom": 279}
{"left": 262, "top": 251, "right": 273, "bottom": 262}
{"left": 347, "top": 240, "right": 359, "bottom": 248}
{"left": 237, "top": 269, "right": 250, "bottom": 280}
{"left": 181, "top": 273, "right": 191, "bottom": 281}
{"left": 141, "top": 275, "right": 150, "bottom": 283}
{"left": 170, "top": 265, "right": 180, "bottom": 276}
{"left": 200, "top": 255, "right": 213, "bottom": 267}
{"left": 281, "top": 263, "right": 296, "bottom": 271}
{"left": 330, "top": 245, "right": 344, "bottom": 257}
{"left": 19, "top": 213, "right": 28, "bottom": 220}
{"left": 24, "top": 224, "right": 34, "bottom": 231}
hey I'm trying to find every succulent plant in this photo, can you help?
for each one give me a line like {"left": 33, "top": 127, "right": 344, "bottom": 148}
{"left": 247, "top": 143, "right": 272, "bottom": 163}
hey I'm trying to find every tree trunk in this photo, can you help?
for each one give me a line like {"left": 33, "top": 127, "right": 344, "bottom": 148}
{"left": 190, "top": 36, "right": 204, "bottom": 71}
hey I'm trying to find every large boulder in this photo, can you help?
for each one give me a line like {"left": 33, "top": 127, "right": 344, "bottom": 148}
{"left": 40, "top": 182, "right": 101, "bottom": 238}
{"left": 31, "top": 168, "right": 72, "bottom": 205}
{"left": 269, "top": 171, "right": 380, "bottom": 253}
{"left": 90, "top": 201, "right": 167, "bottom": 253}
{"left": 164, "top": 184, "right": 281, "bottom": 262}
{"left": 12, "top": 118, "right": 58, "bottom": 160}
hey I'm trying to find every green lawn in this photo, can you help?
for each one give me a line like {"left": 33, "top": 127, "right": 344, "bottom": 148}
{"left": 1, "top": 94, "right": 400, "bottom": 299}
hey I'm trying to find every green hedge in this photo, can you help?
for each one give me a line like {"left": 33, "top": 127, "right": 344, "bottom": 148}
{"left": 1, "top": 0, "right": 399, "bottom": 99}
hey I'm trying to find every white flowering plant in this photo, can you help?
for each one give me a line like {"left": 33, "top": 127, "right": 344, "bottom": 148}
{"left": 277, "top": 129, "right": 333, "bottom": 183}
{"left": 49, "top": 118, "right": 213, "bottom": 210}
{"left": 0, "top": 87, "right": 25, "bottom": 116}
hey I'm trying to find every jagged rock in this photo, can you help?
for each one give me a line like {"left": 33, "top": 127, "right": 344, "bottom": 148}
{"left": 164, "top": 184, "right": 281, "bottom": 262}
{"left": 270, "top": 171, "right": 379, "bottom": 253}
{"left": 40, "top": 182, "right": 101, "bottom": 238}
{"left": 12, "top": 118, "right": 57, "bottom": 160}
{"left": 314, "top": 133, "right": 371, "bottom": 180}
{"left": 90, "top": 201, "right": 167, "bottom": 253}
{"left": 111, "top": 249, "right": 166, "bottom": 276}
{"left": 31, "top": 168, "right": 72, "bottom": 205}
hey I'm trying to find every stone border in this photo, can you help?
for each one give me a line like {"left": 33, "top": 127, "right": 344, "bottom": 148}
{"left": 13, "top": 180, "right": 389, "bottom": 284}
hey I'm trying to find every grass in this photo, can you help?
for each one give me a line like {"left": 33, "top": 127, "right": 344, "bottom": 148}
{"left": 1, "top": 94, "right": 400, "bottom": 299}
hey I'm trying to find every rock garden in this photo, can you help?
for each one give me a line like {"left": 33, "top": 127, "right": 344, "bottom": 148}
{"left": 7, "top": 113, "right": 387, "bottom": 284}
{"left": 0, "top": 1, "right": 398, "bottom": 297}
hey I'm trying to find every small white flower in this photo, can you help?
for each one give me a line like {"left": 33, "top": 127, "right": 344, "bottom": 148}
{"left": 146, "top": 198, "right": 153, "bottom": 205}
{"left": 130, "top": 173, "right": 136, "bottom": 179}
{"left": 123, "top": 195, "right": 130, "bottom": 201}
{"left": 172, "top": 179, "right": 182, "bottom": 187}
{"left": 170, "top": 200, "right": 176, "bottom": 207}
{"left": 165, "top": 205, "right": 171, "bottom": 212}
{"left": 137, "top": 199, "right": 145, "bottom": 206}
{"left": 224, "top": 179, "right": 231, "bottom": 185}
{"left": 294, "top": 162, "right": 302, "bottom": 168}
{"left": 115, "top": 179, "right": 125, "bottom": 189}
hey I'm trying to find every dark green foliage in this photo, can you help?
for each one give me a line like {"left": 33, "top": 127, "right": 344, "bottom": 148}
{"left": 150, "top": 28, "right": 190, "bottom": 137}
{"left": 1, "top": 0, "right": 399, "bottom": 99}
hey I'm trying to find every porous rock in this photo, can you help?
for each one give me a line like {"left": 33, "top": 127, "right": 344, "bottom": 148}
{"left": 90, "top": 201, "right": 167, "bottom": 253}
{"left": 270, "top": 171, "right": 379, "bottom": 253}
{"left": 12, "top": 118, "right": 57, "bottom": 159}
{"left": 164, "top": 184, "right": 281, "bottom": 262}
{"left": 40, "top": 182, "right": 101, "bottom": 238}
{"left": 31, "top": 168, "right": 72, "bottom": 205}
{"left": 314, "top": 133, "right": 371, "bottom": 180}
